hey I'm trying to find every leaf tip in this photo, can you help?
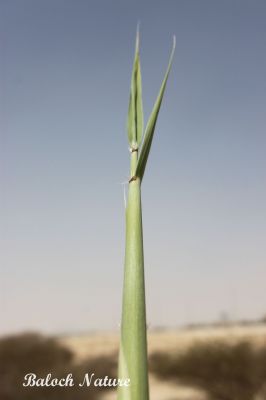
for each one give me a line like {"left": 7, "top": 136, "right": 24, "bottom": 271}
{"left": 136, "top": 21, "right": 141, "bottom": 52}
{"left": 172, "top": 35, "right": 176, "bottom": 50}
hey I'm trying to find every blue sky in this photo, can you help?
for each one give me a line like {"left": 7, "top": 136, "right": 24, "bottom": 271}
{"left": 1, "top": 0, "right": 266, "bottom": 334}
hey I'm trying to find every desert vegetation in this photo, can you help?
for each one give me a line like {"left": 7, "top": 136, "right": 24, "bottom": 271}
{"left": 150, "top": 341, "right": 266, "bottom": 400}
{"left": 1, "top": 324, "right": 266, "bottom": 400}
{"left": 0, "top": 333, "right": 116, "bottom": 400}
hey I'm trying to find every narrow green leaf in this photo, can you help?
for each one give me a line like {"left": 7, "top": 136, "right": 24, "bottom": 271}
{"left": 135, "top": 36, "right": 176, "bottom": 180}
{"left": 127, "top": 27, "right": 144, "bottom": 147}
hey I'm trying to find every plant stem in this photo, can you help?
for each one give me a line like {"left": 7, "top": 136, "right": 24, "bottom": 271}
{"left": 117, "top": 151, "right": 149, "bottom": 400}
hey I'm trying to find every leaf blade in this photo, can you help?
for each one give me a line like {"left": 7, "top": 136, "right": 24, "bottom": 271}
{"left": 127, "top": 27, "right": 143, "bottom": 147}
{"left": 135, "top": 36, "right": 176, "bottom": 180}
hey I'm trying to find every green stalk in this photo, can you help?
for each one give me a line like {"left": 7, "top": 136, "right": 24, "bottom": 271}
{"left": 117, "top": 152, "right": 149, "bottom": 400}
{"left": 117, "top": 29, "right": 175, "bottom": 400}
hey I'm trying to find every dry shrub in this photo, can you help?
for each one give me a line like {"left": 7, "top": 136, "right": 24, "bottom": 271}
{"left": 150, "top": 341, "right": 266, "bottom": 400}
{"left": 0, "top": 333, "right": 116, "bottom": 400}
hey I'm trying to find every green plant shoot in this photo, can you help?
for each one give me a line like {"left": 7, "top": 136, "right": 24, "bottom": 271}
{"left": 117, "top": 29, "right": 175, "bottom": 400}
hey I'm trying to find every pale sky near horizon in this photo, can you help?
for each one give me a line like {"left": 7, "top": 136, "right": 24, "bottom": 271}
{"left": 1, "top": 0, "right": 266, "bottom": 335}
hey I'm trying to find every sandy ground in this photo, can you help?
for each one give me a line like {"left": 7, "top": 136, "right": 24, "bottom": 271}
{"left": 61, "top": 324, "right": 266, "bottom": 360}
{"left": 60, "top": 324, "right": 266, "bottom": 400}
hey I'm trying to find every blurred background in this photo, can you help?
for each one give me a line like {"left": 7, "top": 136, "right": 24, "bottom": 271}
{"left": 1, "top": 0, "right": 266, "bottom": 399}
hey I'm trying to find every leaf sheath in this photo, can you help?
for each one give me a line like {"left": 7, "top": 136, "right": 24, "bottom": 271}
{"left": 117, "top": 176, "right": 149, "bottom": 400}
